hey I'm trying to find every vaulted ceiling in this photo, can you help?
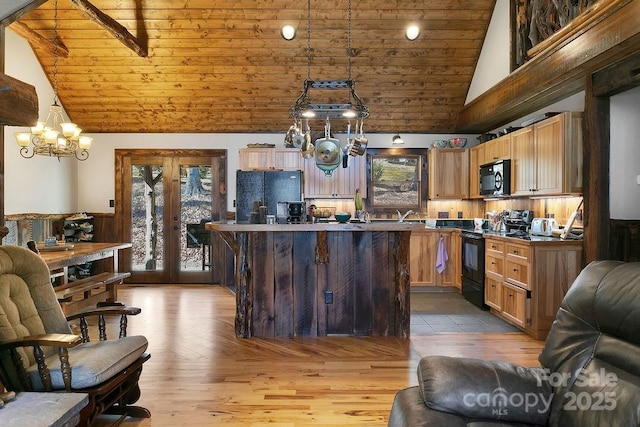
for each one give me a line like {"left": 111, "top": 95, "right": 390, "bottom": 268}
{"left": 7, "top": 0, "right": 496, "bottom": 134}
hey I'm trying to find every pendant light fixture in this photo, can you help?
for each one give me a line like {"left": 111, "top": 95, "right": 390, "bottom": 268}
{"left": 14, "top": 0, "right": 92, "bottom": 161}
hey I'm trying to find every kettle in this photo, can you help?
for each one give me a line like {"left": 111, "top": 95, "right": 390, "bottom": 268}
{"left": 530, "top": 218, "right": 558, "bottom": 236}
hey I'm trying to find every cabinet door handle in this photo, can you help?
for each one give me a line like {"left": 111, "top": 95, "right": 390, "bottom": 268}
{"left": 513, "top": 268, "right": 518, "bottom": 272}
{"left": 513, "top": 250, "right": 519, "bottom": 255}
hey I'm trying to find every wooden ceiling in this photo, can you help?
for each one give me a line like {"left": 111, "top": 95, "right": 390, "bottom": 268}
{"left": 11, "top": 0, "right": 496, "bottom": 134}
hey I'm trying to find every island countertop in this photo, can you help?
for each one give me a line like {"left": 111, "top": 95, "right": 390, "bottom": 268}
{"left": 205, "top": 221, "right": 423, "bottom": 232}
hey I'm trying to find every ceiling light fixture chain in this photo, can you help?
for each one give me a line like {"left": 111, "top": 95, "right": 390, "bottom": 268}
{"left": 348, "top": 0, "right": 352, "bottom": 81}
{"left": 288, "top": 0, "right": 368, "bottom": 122}
{"left": 14, "top": 0, "right": 93, "bottom": 161}
{"left": 306, "top": 0, "right": 311, "bottom": 82}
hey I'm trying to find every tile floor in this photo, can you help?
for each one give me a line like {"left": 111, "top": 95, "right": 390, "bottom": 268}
{"left": 410, "top": 290, "right": 521, "bottom": 334}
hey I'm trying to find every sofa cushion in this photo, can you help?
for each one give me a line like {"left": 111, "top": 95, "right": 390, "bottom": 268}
{"left": 27, "top": 335, "right": 148, "bottom": 390}
{"left": 417, "top": 356, "right": 550, "bottom": 426}
{"left": 389, "top": 386, "right": 542, "bottom": 427}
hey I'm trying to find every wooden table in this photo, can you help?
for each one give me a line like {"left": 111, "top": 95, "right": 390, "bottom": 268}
{"left": 40, "top": 242, "right": 132, "bottom": 315}
{"left": 206, "top": 222, "right": 420, "bottom": 339}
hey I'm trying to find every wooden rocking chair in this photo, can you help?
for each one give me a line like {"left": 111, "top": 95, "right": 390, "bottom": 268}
{"left": 0, "top": 245, "right": 150, "bottom": 426}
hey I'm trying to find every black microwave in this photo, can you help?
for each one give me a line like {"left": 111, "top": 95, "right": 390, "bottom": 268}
{"left": 479, "top": 159, "right": 511, "bottom": 196}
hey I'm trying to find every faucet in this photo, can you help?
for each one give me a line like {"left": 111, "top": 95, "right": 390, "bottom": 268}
{"left": 397, "top": 210, "right": 415, "bottom": 223}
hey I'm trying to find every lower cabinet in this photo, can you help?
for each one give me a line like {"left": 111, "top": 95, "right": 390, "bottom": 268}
{"left": 484, "top": 236, "right": 582, "bottom": 339}
{"left": 410, "top": 229, "right": 457, "bottom": 288}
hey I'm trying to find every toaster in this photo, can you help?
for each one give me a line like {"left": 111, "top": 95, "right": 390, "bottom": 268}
{"left": 530, "top": 218, "right": 558, "bottom": 236}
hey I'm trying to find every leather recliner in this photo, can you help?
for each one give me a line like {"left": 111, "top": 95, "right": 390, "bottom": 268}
{"left": 388, "top": 260, "right": 640, "bottom": 426}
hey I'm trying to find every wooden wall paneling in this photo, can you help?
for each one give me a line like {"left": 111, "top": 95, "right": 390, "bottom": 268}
{"left": 395, "top": 231, "right": 411, "bottom": 338}
{"left": 353, "top": 231, "right": 373, "bottom": 336}
{"left": 326, "top": 232, "right": 354, "bottom": 335}
{"left": 274, "top": 231, "right": 294, "bottom": 338}
{"left": 583, "top": 72, "right": 611, "bottom": 263}
{"left": 371, "top": 230, "right": 392, "bottom": 336}
{"left": 294, "top": 231, "right": 318, "bottom": 337}
{"left": 610, "top": 220, "right": 640, "bottom": 261}
{"left": 235, "top": 231, "right": 252, "bottom": 337}
{"left": 251, "top": 231, "right": 274, "bottom": 337}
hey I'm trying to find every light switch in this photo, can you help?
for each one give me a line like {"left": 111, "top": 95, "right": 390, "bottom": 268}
{"left": 637, "top": 175, "right": 640, "bottom": 185}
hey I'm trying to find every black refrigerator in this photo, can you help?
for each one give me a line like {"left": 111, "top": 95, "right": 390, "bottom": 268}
{"left": 235, "top": 170, "right": 303, "bottom": 223}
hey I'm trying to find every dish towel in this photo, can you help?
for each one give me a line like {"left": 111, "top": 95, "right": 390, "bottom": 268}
{"left": 435, "top": 237, "right": 448, "bottom": 274}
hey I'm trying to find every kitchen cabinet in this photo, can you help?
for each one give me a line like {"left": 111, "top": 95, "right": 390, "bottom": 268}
{"left": 484, "top": 236, "right": 582, "bottom": 339}
{"left": 239, "top": 148, "right": 303, "bottom": 171}
{"left": 482, "top": 134, "right": 511, "bottom": 164}
{"left": 410, "top": 229, "right": 456, "bottom": 287}
{"left": 428, "top": 148, "right": 469, "bottom": 199}
{"left": 468, "top": 145, "right": 483, "bottom": 199}
{"left": 510, "top": 112, "right": 583, "bottom": 196}
{"left": 304, "top": 154, "right": 366, "bottom": 199}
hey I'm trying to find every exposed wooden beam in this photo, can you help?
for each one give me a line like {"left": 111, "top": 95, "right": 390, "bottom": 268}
{"left": 8, "top": 21, "right": 69, "bottom": 58}
{"left": 0, "top": 0, "right": 48, "bottom": 27}
{"left": 457, "top": 0, "right": 640, "bottom": 132}
{"left": 69, "top": 0, "right": 148, "bottom": 58}
{"left": 0, "top": 72, "right": 38, "bottom": 127}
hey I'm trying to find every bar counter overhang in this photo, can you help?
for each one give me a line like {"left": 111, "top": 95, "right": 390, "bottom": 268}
{"left": 205, "top": 222, "right": 419, "bottom": 338}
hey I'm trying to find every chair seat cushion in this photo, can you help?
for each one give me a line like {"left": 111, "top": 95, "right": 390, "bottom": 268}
{"left": 27, "top": 335, "right": 148, "bottom": 390}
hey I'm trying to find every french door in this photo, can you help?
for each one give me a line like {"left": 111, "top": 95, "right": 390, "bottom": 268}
{"left": 115, "top": 149, "right": 228, "bottom": 284}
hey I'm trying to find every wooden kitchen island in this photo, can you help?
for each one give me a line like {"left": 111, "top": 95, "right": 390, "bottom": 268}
{"left": 205, "top": 222, "right": 420, "bottom": 338}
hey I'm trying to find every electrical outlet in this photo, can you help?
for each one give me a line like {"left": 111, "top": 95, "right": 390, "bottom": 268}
{"left": 109, "top": 199, "right": 115, "bottom": 207}
{"left": 324, "top": 290, "right": 333, "bottom": 304}
{"left": 457, "top": 211, "right": 463, "bottom": 219}
{"left": 437, "top": 211, "right": 449, "bottom": 219}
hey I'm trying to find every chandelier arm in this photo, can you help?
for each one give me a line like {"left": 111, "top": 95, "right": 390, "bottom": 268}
{"left": 19, "top": 147, "right": 35, "bottom": 159}
{"left": 75, "top": 149, "right": 89, "bottom": 161}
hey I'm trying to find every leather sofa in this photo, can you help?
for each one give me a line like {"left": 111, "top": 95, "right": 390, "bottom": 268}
{"left": 388, "top": 260, "right": 640, "bottom": 426}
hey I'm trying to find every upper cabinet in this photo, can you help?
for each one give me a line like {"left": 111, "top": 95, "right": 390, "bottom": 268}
{"left": 468, "top": 144, "right": 484, "bottom": 199}
{"left": 239, "top": 148, "right": 303, "bottom": 171}
{"left": 428, "top": 148, "right": 469, "bottom": 199}
{"left": 510, "top": 112, "right": 583, "bottom": 197}
{"left": 304, "top": 155, "right": 366, "bottom": 199}
{"left": 482, "top": 134, "right": 511, "bottom": 164}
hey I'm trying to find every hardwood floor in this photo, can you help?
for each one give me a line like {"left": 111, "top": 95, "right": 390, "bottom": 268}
{"left": 94, "top": 285, "right": 544, "bottom": 426}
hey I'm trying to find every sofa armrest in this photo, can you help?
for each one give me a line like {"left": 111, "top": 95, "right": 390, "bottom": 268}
{"left": 417, "top": 356, "right": 552, "bottom": 426}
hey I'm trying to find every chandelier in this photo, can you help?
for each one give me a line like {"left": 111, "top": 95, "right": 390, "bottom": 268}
{"left": 289, "top": 0, "right": 369, "bottom": 123}
{"left": 14, "top": 0, "right": 92, "bottom": 161}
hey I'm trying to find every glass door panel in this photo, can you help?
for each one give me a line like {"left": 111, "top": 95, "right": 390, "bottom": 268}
{"left": 131, "top": 165, "right": 164, "bottom": 273}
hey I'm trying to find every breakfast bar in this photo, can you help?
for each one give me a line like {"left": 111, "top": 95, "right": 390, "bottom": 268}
{"left": 206, "top": 222, "right": 419, "bottom": 338}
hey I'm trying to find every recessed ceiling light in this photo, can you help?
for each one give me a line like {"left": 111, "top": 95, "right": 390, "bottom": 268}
{"left": 281, "top": 25, "right": 296, "bottom": 40}
{"left": 405, "top": 24, "right": 420, "bottom": 41}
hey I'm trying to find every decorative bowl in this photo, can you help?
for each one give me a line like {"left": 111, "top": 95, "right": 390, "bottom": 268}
{"left": 448, "top": 137, "right": 467, "bottom": 148}
{"left": 334, "top": 212, "right": 352, "bottom": 223}
{"left": 432, "top": 140, "right": 449, "bottom": 148}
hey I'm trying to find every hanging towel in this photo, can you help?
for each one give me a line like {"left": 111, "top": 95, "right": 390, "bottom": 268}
{"left": 436, "top": 237, "right": 448, "bottom": 274}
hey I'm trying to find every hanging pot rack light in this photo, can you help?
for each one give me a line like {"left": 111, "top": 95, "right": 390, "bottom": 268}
{"left": 289, "top": 0, "right": 369, "bottom": 123}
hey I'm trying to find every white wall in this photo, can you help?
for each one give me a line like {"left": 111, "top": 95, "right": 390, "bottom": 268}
{"left": 466, "top": 0, "right": 511, "bottom": 103}
{"left": 3, "top": 30, "right": 76, "bottom": 215}
{"left": 610, "top": 86, "right": 640, "bottom": 220}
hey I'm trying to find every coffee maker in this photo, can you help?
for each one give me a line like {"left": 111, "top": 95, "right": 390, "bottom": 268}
{"left": 286, "top": 201, "right": 306, "bottom": 223}
{"left": 277, "top": 201, "right": 306, "bottom": 223}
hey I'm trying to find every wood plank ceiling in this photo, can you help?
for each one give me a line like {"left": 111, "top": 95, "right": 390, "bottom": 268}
{"left": 12, "top": 0, "right": 496, "bottom": 134}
